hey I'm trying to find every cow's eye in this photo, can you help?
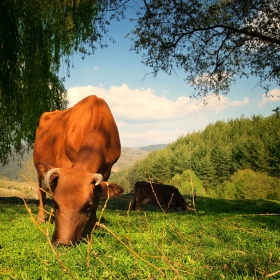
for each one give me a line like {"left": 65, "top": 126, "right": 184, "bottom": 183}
{"left": 53, "top": 200, "right": 59, "bottom": 210}
{"left": 81, "top": 203, "right": 93, "bottom": 213}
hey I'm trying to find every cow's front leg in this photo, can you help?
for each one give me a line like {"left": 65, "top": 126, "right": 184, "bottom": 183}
{"left": 37, "top": 187, "right": 46, "bottom": 223}
{"left": 88, "top": 184, "right": 102, "bottom": 232}
{"left": 88, "top": 206, "right": 98, "bottom": 233}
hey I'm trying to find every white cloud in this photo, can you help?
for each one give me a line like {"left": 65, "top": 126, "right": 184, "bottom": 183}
{"left": 68, "top": 84, "right": 247, "bottom": 121}
{"left": 67, "top": 84, "right": 252, "bottom": 147}
{"left": 116, "top": 121, "right": 127, "bottom": 128}
{"left": 258, "top": 88, "right": 280, "bottom": 107}
{"left": 120, "top": 129, "right": 186, "bottom": 147}
{"left": 204, "top": 95, "right": 249, "bottom": 113}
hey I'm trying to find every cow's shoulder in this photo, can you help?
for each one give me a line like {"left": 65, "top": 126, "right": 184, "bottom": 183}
{"left": 37, "top": 109, "right": 71, "bottom": 131}
{"left": 39, "top": 109, "right": 60, "bottom": 126}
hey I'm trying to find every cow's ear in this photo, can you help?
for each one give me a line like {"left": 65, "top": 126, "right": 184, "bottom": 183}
{"left": 36, "top": 162, "right": 58, "bottom": 191}
{"left": 50, "top": 175, "right": 59, "bottom": 192}
{"left": 35, "top": 162, "right": 51, "bottom": 178}
{"left": 99, "top": 182, "right": 124, "bottom": 198}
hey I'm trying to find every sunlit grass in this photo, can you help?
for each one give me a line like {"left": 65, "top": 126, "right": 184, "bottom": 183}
{"left": 0, "top": 195, "right": 280, "bottom": 279}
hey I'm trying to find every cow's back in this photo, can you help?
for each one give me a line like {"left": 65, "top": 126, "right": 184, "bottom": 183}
{"left": 64, "top": 96, "right": 120, "bottom": 170}
{"left": 133, "top": 181, "right": 169, "bottom": 207}
{"left": 152, "top": 184, "right": 180, "bottom": 206}
{"left": 132, "top": 181, "right": 188, "bottom": 211}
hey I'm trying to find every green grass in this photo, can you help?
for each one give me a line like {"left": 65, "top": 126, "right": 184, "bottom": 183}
{"left": 0, "top": 195, "right": 280, "bottom": 279}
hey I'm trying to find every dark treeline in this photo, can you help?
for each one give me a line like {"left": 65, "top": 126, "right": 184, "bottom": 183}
{"left": 111, "top": 114, "right": 280, "bottom": 200}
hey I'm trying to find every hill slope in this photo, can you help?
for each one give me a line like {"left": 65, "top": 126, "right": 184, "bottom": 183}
{"left": 139, "top": 144, "right": 167, "bottom": 152}
{"left": 111, "top": 147, "right": 148, "bottom": 172}
{"left": 0, "top": 147, "right": 150, "bottom": 181}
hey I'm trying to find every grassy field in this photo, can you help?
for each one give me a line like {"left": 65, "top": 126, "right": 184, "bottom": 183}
{"left": 0, "top": 193, "right": 280, "bottom": 279}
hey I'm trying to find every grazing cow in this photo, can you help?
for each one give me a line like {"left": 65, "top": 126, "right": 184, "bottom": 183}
{"left": 131, "top": 181, "right": 188, "bottom": 211}
{"left": 33, "top": 95, "right": 124, "bottom": 246}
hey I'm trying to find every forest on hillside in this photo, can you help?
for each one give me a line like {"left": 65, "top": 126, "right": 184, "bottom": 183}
{"left": 111, "top": 114, "right": 280, "bottom": 200}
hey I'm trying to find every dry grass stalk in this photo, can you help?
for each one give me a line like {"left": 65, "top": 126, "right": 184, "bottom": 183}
{"left": 22, "top": 198, "right": 78, "bottom": 280}
{"left": 148, "top": 179, "right": 165, "bottom": 213}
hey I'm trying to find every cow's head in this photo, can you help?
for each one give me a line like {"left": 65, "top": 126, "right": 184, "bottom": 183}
{"left": 175, "top": 196, "right": 189, "bottom": 211}
{"left": 170, "top": 192, "right": 189, "bottom": 211}
{"left": 43, "top": 167, "right": 124, "bottom": 246}
{"left": 179, "top": 203, "right": 188, "bottom": 211}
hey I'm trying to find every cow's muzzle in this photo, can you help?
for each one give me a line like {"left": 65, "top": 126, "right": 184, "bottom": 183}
{"left": 52, "top": 240, "right": 80, "bottom": 247}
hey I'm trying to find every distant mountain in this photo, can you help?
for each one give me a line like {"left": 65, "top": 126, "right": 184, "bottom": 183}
{"left": 111, "top": 147, "right": 148, "bottom": 172}
{"left": 0, "top": 151, "right": 33, "bottom": 181}
{"left": 138, "top": 144, "right": 167, "bottom": 152}
{"left": 112, "top": 145, "right": 168, "bottom": 171}
{"left": 0, "top": 146, "right": 161, "bottom": 180}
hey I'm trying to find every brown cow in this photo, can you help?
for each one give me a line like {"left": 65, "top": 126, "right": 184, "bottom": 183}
{"left": 33, "top": 95, "right": 124, "bottom": 246}
{"left": 131, "top": 181, "right": 189, "bottom": 211}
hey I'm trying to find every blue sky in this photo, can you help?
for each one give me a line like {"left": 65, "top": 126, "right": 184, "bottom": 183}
{"left": 62, "top": 18, "right": 280, "bottom": 148}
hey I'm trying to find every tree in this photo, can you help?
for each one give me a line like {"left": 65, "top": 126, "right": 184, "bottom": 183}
{"left": 217, "top": 169, "right": 280, "bottom": 200}
{"left": 169, "top": 143, "right": 192, "bottom": 177}
{"left": 130, "top": 0, "right": 280, "bottom": 100}
{"left": 195, "top": 154, "right": 216, "bottom": 190}
{"left": 146, "top": 149, "right": 172, "bottom": 183}
{"left": 169, "top": 169, "right": 206, "bottom": 197}
{"left": 261, "top": 115, "right": 280, "bottom": 177}
{"left": 211, "top": 143, "right": 232, "bottom": 185}
{"left": 0, "top": 0, "right": 124, "bottom": 164}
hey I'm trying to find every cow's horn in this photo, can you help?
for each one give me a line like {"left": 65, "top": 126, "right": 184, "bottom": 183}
{"left": 44, "top": 168, "right": 60, "bottom": 190}
{"left": 92, "top": 173, "right": 103, "bottom": 185}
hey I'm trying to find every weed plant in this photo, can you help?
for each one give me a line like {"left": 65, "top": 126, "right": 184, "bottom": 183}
{"left": 0, "top": 195, "right": 280, "bottom": 279}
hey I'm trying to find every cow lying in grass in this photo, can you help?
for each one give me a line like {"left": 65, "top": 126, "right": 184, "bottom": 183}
{"left": 131, "top": 181, "right": 189, "bottom": 212}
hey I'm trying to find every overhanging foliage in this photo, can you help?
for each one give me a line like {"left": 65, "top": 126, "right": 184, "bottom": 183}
{"left": 0, "top": 0, "right": 125, "bottom": 164}
{"left": 130, "top": 0, "right": 280, "bottom": 99}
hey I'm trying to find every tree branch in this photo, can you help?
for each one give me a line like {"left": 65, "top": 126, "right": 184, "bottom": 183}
{"left": 217, "top": 24, "right": 280, "bottom": 45}
{"left": 166, "top": 24, "right": 280, "bottom": 50}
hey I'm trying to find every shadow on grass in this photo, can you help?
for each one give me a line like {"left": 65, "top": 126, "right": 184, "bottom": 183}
{"left": 102, "top": 193, "right": 280, "bottom": 215}
{"left": 196, "top": 196, "right": 280, "bottom": 215}
{"left": 1, "top": 194, "right": 279, "bottom": 216}
{"left": 102, "top": 194, "right": 280, "bottom": 233}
